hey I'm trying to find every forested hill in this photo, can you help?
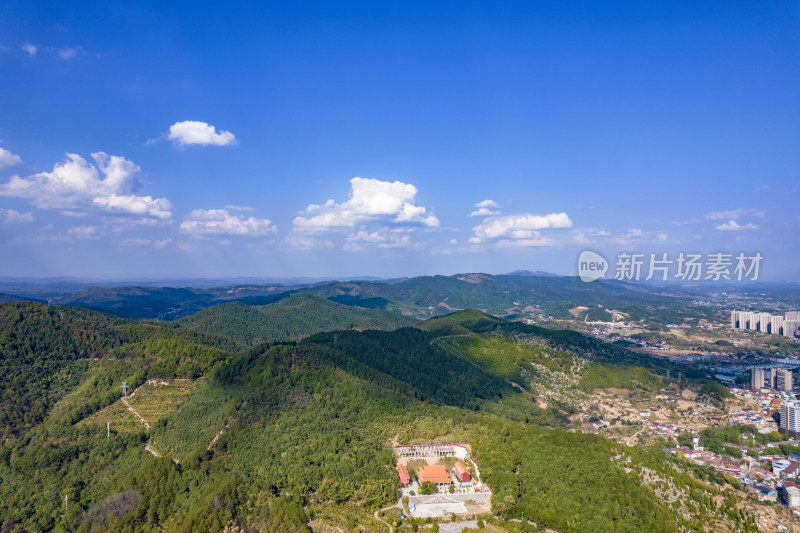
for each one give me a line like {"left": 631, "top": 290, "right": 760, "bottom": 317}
{"left": 0, "top": 301, "right": 233, "bottom": 436}
{"left": 175, "top": 293, "right": 418, "bottom": 345}
{"left": 35, "top": 272, "right": 710, "bottom": 323}
{"left": 0, "top": 302, "right": 744, "bottom": 532}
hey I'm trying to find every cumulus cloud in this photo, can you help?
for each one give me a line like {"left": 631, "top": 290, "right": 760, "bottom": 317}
{"left": 167, "top": 121, "right": 237, "bottom": 147}
{"left": 22, "top": 43, "right": 37, "bottom": 56}
{"left": 180, "top": 208, "right": 276, "bottom": 236}
{"left": 716, "top": 220, "right": 758, "bottom": 231}
{"left": 0, "top": 148, "right": 23, "bottom": 169}
{"left": 293, "top": 177, "right": 439, "bottom": 233}
{"left": 0, "top": 152, "right": 173, "bottom": 222}
{"left": 470, "top": 213, "right": 572, "bottom": 244}
{"left": 706, "top": 208, "right": 765, "bottom": 220}
{"left": 0, "top": 208, "right": 33, "bottom": 225}
{"left": 469, "top": 199, "right": 501, "bottom": 217}
{"left": 289, "top": 177, "right": 438, "bottom": 250}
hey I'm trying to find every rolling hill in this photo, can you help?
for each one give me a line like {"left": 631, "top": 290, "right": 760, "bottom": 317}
{"left": 0, "top": 299, "right": 753, "bottom": 532}
{"left": 175, "top": 293, "right": 419, "bottom": 345}
{"left": 46, "top": 272, "right": 713, "bottom": 324}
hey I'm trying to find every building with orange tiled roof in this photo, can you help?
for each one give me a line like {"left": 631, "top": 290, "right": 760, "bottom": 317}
{"left": 454, "top": 460, "right": 471, "bottom": 481}
{"left": 397, "top": 464, "right": 410, "bottom": 486}
{"left": 417, "top": 464, "right": 451, "bottom": 485}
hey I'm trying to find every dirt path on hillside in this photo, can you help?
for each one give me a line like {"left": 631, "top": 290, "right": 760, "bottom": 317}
{"left": 626, "top": 427, "right": 645, "bottom": 446}
{"left": 207, "top": 418, "right": 233, "bottom": 451}
{"left": 121, "top": 396, "right": 151, "bottom": 430}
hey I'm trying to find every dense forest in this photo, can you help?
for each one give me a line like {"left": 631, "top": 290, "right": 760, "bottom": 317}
{"left": 175, "top": 294, "right": 418, "bottom": 345}
{"left": 34, "top": 272, "right": 717, "bottom": 323}
{"left": 0, "top": 301, "right": 751, "bottom": 532}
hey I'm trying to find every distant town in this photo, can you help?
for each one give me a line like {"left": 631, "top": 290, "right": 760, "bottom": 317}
{"left": 731, "top": 311, "right": 800, "bottom": 339}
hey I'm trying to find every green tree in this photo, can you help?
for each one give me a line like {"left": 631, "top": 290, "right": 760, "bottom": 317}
{"left": 419, "top": 481, "right": 437, "bottom": 495}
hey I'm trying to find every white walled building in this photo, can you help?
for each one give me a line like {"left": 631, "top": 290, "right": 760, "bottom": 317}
{"left": 781, "top": 400, "right": 800, "bottom": 440}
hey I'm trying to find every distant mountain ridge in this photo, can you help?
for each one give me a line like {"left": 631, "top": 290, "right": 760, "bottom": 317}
{"left": 504, "top": 269, "right": 561, "bottom": 277}
{"left": 40, "top": 271, "right": 708, "bottom": 323}
{"left": 176, "top": 293, "right": 418, "bottom": 345}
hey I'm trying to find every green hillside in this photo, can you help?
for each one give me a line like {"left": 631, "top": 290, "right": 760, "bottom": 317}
{"left": 175, "top": 293, "right": 418, "bottom": 345}
{"left": 42, "top": 272, "right": 716, "bottom": 325}
{"left": 0, "top": 301, "right": 755, "bottom": 532}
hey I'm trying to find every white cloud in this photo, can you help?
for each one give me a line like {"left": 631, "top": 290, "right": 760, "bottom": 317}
{"left": 0, "top": 148, "right": 23, "bottom": 169}
{"left": 706, "top": 208, "right": 765, "bottom": 220}
{"left": 167, "top": 121, "right": 237, "bottom": 147}
{"left": 57, "top": 46, "right": 84, "bottom": 59}
{"left": 469, "top": 207, "right": 500, "bottom": 217}
{"left": 224, "top": 204, "right": 253, "bottom": 211}
{"left": 470, "top": 213, "right": 572, "bottom": 244}
{"left": 120, "top": 238, "right": 152, "bottom": 246}
{"left": 0, "top": 152, "right": 173, "bottom": 222}
{"left": 495, "top": 236, "right": 556, "bottom": 248}
{"left": 293, "top": 177, "right": 439, "bottom": 233}
{"left": 716, "top": 220, "right": 758, "bottom": 231}
{"left": 67, "top": 225, "right": 100, "bottom": 239}
{"left": 288, "top": 177, "right": 438, "bottom": 250}
{"left": 22, "top": 43, "right": 37, "bottom": 56}
{"left": 120, "top": 238, "right": 171, "bottom": 248}
{"left": 284, "top": 233, "right": 334, "bottom": 250}
{"left": 343, "top": 227, "right": 412, "bottom": 251}
{"left": 571, "top": 228, "right": 612, "bottom": 246}
{"left": 180, "top": 208, "right": 276, "bottom": 236}
{"left": 469, "top": 199, "right": 501, "bottom": 217}
{"left": 93, "top": 195, "right": 173, "bottom": 220}
{"left": 0, "top": 208, "right": 33, "bottom": 225}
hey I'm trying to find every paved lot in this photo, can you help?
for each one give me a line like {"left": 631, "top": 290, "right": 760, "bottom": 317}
{"left": 409, "top": 493, "right": 491, "bottom": 518}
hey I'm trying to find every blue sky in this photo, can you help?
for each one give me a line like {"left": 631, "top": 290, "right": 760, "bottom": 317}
{"left": 0, "top": 1, "right": 798, "bottom": 280}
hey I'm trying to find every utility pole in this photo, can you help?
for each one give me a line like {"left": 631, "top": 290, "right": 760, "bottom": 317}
{"left": 122, "top": 382, "right": 128, "bottom": 397}
{"left": 107, "top": 421, "right": 110, "bottom": 438}
{"left": 65, "top": 494, "right": 68, "bottom": 511}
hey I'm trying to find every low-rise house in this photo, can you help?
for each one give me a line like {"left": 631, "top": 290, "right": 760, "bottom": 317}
{"left": 782, "top": 461, "right": 800, "bottom": 480}
{"left": 454, "top": 461, "right": 471, "bottom": 482}
{"left": 397, "top": 464, "right": 410, "bottom": 486}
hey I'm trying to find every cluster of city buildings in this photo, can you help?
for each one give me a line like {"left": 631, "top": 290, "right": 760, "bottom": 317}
{"left": 751, "top": 367, "right": 794, "bottom": 392}
{"left": 745, "top": 370, "right": 800, "bottom": 440}
{"left": 731, "top": 311, "right": 800, "bottom": 338}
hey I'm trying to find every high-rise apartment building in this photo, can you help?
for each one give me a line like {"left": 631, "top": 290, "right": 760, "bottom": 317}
{"left": 751, "top": 368, "right": 766, "bottom": 391}
{"left": 781, "top": 400, "right": 800, "bottom": 440}
{"left": 777, "top": 368, "right": 794, "bottom": 392}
